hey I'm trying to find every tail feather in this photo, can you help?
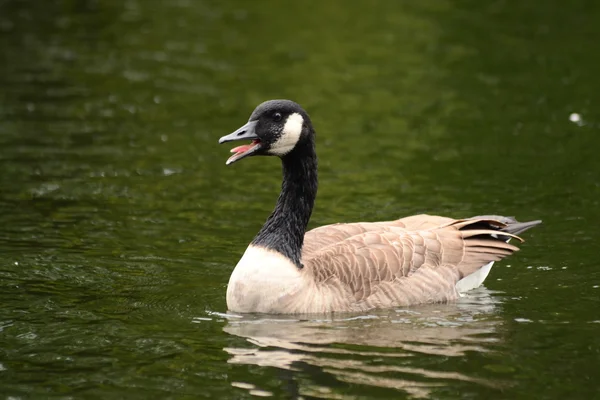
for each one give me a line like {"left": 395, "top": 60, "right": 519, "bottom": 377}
{"left": 452, "top": 216, "right": 541, "bottom": 293}
{"left": 458, "top": 216, "right": 542, "bottom": 242}
{"left": 500, "top": 219, "right": 542, "bottom": 236}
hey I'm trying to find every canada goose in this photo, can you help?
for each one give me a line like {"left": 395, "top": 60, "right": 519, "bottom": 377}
{"left": 219, "top": 99, "right": 541, "bottom": 314}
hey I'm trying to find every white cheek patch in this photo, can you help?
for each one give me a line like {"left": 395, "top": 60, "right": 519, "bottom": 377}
{"left": 269, "top": 112, "right": 303, "bottom": 156}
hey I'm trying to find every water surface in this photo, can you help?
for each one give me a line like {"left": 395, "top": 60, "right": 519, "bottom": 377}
{"left": 1, "top": 0, "right": 599, "bottom": 398}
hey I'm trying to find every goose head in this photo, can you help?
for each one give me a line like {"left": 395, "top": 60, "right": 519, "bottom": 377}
{"left": 219, "top": 99, "right": 314, "bottom": 165}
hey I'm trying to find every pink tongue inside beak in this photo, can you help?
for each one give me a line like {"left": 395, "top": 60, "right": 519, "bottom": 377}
{"left": 227, "top": 139, "right": 261, "bottom": 164}
{"left": 230, "top": 144, "right": 254, "bottom": 154}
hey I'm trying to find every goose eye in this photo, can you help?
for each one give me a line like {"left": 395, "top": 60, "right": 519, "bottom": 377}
{"left": 273, "top": 112, "right": 282, "bottom": 122}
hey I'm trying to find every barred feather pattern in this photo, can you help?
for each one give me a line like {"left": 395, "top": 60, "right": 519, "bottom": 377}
{"left": 266, "top": 216, "right": 539, "bottom": 314}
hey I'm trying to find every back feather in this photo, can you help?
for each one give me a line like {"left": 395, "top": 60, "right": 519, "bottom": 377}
{"left": 294, "top": 216, "right": 541, "bottom": 312}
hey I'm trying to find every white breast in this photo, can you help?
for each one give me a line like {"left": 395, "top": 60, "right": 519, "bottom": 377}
{"left": 226, "top": 245, "right": 306, "bottom": 313}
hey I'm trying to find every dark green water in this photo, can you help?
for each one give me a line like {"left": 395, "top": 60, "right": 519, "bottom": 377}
{"left": 1, "top": 0, "right": 599, "bottom": 398}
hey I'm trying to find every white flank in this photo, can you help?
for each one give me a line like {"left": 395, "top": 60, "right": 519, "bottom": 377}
{"left": 269, "top": 112, "right": 303, "bottom": 156}
{"left": 226, "top": 245, "right": 305, "bottom": 313}
{"left": 456, "top": 261, "right": 495, "bottom": 294}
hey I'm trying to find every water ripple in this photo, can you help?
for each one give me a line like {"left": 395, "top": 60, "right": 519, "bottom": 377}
{"left": 221, "top": 288, "right": 504, "bottom": 398}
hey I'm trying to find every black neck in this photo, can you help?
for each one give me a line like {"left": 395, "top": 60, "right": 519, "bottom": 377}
{"left": 251, "top": 138, "right": 318, "bottom": 267}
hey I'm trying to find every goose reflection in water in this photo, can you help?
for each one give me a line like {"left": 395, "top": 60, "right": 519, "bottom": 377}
{"left": 219, "top": 287, "right": 507, "bottom": 399}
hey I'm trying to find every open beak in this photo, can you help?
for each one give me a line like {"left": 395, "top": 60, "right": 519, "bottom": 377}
{"left": 218, "top": 120, "right": 262, "bottom": 165}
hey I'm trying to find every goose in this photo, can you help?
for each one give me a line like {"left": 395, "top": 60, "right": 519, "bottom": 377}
{"left": 218, "top": 99, "right": 541, "bottom": 314}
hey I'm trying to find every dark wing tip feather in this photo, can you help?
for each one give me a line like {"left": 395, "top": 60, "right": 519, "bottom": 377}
{"left": 452, "top": 216, "right": 541, "bottom": 243}
{"left": 500, "top": 219, "right": 542, "bottom": 236}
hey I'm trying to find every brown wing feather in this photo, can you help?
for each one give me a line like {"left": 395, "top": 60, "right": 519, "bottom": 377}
{"left": 302, "top": 218, "right": 527, "bottom": 311}
{"left": 302, "top": 214, "right": 456, "bottom": 258}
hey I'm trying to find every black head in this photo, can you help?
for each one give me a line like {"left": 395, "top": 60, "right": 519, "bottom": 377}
{"left": 219, "top": 99, "right": 314, "bottom": 165}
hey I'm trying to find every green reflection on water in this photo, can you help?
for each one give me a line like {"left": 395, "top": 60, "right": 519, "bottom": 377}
{"left": 0, "top": 0, "right": 599, "bottom": 398}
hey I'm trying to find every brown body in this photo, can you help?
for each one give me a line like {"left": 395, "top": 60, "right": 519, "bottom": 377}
{"left": 226, "top": 215, "right": 539, "bottom": 314}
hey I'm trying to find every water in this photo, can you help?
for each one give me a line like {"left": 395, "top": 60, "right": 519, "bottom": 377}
{"left": 1, "top": 0, "right": 599, "bottom": 398}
